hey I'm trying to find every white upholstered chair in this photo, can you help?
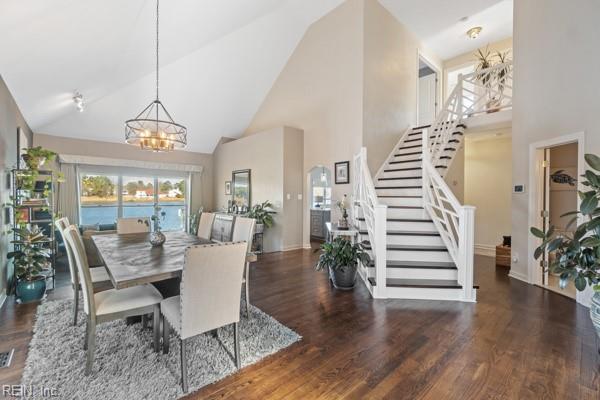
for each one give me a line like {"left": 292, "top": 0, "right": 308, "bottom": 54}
{"left": 117, "top": 217, "right": 150, "bottom": 234}
{"left": 196, "top": 212, "right": 214, "bottom": 240}
{"left": 63, "top": 225, "right": 163, "bottom": 375}
{"left": 161, "top": 242, "right": 247, "bottom": 392}
{"left": 231, "top": 217, "right": 256, "bottom": 316}
{"left": 55, "top": 218, "right": 112, "bottom": 326}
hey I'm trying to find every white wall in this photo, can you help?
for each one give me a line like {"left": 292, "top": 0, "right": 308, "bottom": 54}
{"left": 511, "top": 0, "right": 600, "bottom": 286}
{"left": 465, "top": 135, "right": 512, "bottom": 255}
{"left": 213, "top": 126, "right": 304, "bottom": 252}
{"left": 245, "top": 0, "right": 364, "bottom": 247}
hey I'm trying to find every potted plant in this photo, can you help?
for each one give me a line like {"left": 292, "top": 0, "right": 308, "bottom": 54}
{"left": 21, "top": 146, "right": 57, "bottom": 171}
{"left": 7, "top": 225, "right": 51, "bottom": 303}
{"left": 316, "top": 237, "right": 370, "bottom": 290}
{"left": 474, "top": 47, "right": 512, "bottom": 113}
{"left": 531, "top": 153, "right": 600, "bottom": 340}
{"left": 247, "top": 200, "right": 276, "bottom": 234}
{"left": 138, "top": 206, "right": 167, "bottom": 247}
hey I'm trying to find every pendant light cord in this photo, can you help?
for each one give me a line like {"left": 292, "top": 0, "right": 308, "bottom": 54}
{"left": 155, "top": 0, "right": 159, "bottom": 102}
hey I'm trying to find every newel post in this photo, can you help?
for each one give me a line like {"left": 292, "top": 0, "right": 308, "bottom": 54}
{"left": 373, "top": 203, "right": 387, "bottom": 299}
{"left": 458, "top": 205, "right": 476, "bottom": 302}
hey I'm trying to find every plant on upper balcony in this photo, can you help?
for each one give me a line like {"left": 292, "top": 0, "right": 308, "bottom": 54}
{"left": 474, "top": 47, "right": 512, "bottom": 112}
{"left": 316, "top": 237, "right": 370, "bottom": 290}
{"left": 246, "top": 200, "right": 276, "bottom": 233}
{"left": 531, "top": 153, "right": 600, "bottom": 339}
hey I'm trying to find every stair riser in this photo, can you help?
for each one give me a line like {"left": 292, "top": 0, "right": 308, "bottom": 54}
{"left": 376, "top": 187, "right": 422, "bottom": 197}
{"left": 378, "top": 197, "right": 423, "bottom": 207}
{"left": 384, "top": 286, "right": 467, "bottom": 301}
{"left": 386, "top": 250, "right": 453, "bottom": 263}
{"left": 381, "top": 169, "right": 422, "bottom": 179}
{"left": 391, "top": 150, "right": 455, "bottom": 163}
{"left": 359, "top": 233, "right": 444, "bottom": 246}
{"left": 377, "top": 178, "right": 422, "bottom": 187}
{"left": 367, "top": 267, "right": 457, "bottom": 280}
{"left": 358, "top": 220, "right": 435, "bottom": 231}
{"left": 386, "top": 207, "right": 427, "bottom": 219}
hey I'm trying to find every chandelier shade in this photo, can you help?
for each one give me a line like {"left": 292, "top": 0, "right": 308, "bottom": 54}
{"left": 125, "top": 0, "right": 187, "bottom": 152}
{"left": 125, "top": 100, "right": 187, "bottom": 152}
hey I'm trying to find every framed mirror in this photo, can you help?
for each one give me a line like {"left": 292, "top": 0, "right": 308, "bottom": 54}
{"left": 232, "top": 169, "right": 251, "bottom": 209}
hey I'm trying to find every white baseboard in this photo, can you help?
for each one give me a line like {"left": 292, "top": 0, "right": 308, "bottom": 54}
{"left": 474, "top": 244, "right": 496, "bottom": 257}
{"left": 508, "top": 270, "right": 529, "bottom": 283}
{"left": 282, "top": 244, "right": 304, "bottom": 252}
{"left": 302, "top": 243, "right": 312, "bottom": 249}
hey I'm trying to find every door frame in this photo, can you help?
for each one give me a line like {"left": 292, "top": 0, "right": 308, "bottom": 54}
{"left": 416, "top": 50, "right": 441, "bottom": 126}
{"left": 527, "top": 131, "right": 591, "bottom": 306}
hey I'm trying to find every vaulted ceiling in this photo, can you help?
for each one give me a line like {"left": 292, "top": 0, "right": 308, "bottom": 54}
{"left": 0, "top": 0, "right": 343, "bottom": 153}
{"left": 0, "top": 0, "right": 511, "bottom": 154}
{"left": 379, "top": 0, "right": 513, "bottom": 60}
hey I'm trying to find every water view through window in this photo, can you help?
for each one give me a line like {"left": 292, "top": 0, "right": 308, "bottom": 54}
{"left": 80, "top": 174, "right": 187, "bottom": 231}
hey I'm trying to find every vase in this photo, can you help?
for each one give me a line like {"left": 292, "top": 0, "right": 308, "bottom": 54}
{"left": 16, "top": 278, "right": 46, "bottom": 304}
{"left": 590, "top": 292, "right": 600, "bottom": 341}
{"left": 150, "top": 230, "right": 166, "bottom": 247}
{"left": 329, "top": 265, "right": 357, "bottom": 290}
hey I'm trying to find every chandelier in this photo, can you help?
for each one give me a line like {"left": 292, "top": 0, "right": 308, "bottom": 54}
{"left": 125, "top": 0, "right": 187, "bottom": 152}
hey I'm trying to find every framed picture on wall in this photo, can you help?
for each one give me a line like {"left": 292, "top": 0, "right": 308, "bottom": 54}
{"left": 334, "top": 161, "right": 350, "bottom": 184}
{"left": 225, "top": 181, "right": 231, "bottom": 195}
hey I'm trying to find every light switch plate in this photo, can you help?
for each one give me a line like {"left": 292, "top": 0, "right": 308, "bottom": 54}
{"left": 297, "top": 194, "right": 302, "bottom": 200}
{"left": 286, "top": 193, "right": 291, "bottom": 200}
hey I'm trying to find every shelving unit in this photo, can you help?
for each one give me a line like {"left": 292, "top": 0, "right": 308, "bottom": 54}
{"left": 11, "top": 169, "right": 58, "bottom": 291}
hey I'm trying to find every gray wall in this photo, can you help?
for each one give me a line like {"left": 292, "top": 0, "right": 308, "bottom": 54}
{"left": 0, "top": 75, "right": 34, "bottom": 296}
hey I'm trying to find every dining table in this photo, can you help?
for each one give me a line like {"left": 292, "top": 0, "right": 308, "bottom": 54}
{"left": 92, "top": 231, "right": 257, "bottom": 291}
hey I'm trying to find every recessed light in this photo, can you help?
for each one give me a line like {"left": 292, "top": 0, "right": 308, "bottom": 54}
{"left": 466, "top": 26, "right": 482, "bottom": 39}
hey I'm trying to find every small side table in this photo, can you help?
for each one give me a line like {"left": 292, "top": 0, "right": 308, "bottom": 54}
{"left": 325, "top": 222, "right": 359, "bottom": 243}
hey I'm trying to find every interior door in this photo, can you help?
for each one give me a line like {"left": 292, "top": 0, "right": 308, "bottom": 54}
{"left": 541, "top": 149, "right": 551, "bottom": 285}
{"left": 418, "top": 73, "right": 437, "bottom": 125}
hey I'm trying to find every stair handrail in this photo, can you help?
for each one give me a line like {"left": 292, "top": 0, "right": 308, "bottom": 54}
{"left": 429, "top": 61, "right": 513, "bottom": 170}
{"left": 422, "top": 129, "right": 476, "bottom": 302}
{"left": 353, "top": 147, "right": 387, "bottom": 298}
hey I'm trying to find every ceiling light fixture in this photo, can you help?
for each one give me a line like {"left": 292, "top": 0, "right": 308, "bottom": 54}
{"left": 320, "top": 167, "right": 327, "bottom": 183}
{"left": 466, "top": 26, "right": 482, "bottom": 39}
{"left": 73, "top": 91, "right": 85, "bottom": 112}
{"left": 125, "top": 0, "right": 187, "bottom": 152}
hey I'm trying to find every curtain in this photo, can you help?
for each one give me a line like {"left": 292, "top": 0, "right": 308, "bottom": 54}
{"left": 58, "top": 163, "right": 79, "bottom": 224}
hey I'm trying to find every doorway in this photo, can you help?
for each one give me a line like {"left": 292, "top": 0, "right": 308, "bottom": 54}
{"left": 417, "top": 54, "right": 439, "bottom": 126}
{"left": 308, "top": 166, "right": 331, "bottom": 245}
{"left": 529, "top": 133, "right": 590, "bottom": 304}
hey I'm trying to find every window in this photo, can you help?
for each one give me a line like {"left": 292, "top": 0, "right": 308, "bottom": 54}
{"left": 79, "top": 172, "right": 189, "bottom": 231}
{"left": 80, "top": 174, "right": 118, "bottom": 225}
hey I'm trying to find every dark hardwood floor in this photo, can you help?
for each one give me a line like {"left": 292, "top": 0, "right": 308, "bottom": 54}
{"left": 1, "top": 246, "right": 598, "bottom": 399}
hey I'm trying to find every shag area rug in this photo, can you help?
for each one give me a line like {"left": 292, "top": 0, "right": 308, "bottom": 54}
{"left": 21, "top": 298, "right": 300, "bottom": 399}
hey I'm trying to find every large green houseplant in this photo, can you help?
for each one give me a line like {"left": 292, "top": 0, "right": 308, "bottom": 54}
{"left": 7, "top": 225, "right": 51, "bottom": 303}
{"left": 531, "top": 153, "right": 600, "bottom": 339}
{"left": 316, "top": 237, "right": 370, "bottom": 290}
{"left": 247, "top": 200, "right": 276, "bottom": 234}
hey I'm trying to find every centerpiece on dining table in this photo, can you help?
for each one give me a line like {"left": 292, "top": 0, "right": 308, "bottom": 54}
{"left": 139, "top": 206, "right": 167, "bottom": 247}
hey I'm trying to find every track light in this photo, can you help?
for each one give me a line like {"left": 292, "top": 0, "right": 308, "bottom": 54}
{"left": 73, "top": 91, "right": 85, "bottom": 112}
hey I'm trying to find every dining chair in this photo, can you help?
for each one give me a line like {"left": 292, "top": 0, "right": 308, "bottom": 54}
{"left": 196, "top": 212, "right": 214, "bottom": 240}
{"left": 231, "top": 216, "right": 256, "bottom": 317}
{"left": 63, "top": 225, "right": 163, "bottom": 375}
{"left": 55, "top": 218, "right": 112, "bottom": 326}
{"left": 161, "top": 241, "right": 248, "bottom": 393}
{"left": 117, "top": 217, "right": 150, "bottom": 234}
{"left": 210, "top": 214, "right": 234, "bottom": 242}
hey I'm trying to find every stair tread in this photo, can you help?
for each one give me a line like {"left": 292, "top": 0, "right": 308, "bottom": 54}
{"left": 369, "top": 260, "right": 457, "bottom": 269}
{"left": 375, "top": 186, "right": 421, "bottom": 189}
{"left": 394, "top": 151, "right": 421, "bottom": 157}
{"left": 386, "top": 205, "right": 423, "bottom": 209}
{"left": 399, "top": 144, "right": 422, "bottom": 150}
{"left": 358, "top": 217, "right": 432, "bottom": 222}
{"left": 414, "top": 124, "right": 432, "bottom": 130}
{"left": 359, "top": 230, "right": 439, "bottom": 236}
{"left": 377, "top": 195, "right": 422, "bottom": 198}
{"left": 368, "top": 277, "right": 478, "bottom": 289}
{"left": 378, "top": 176, "right": 422, "bottom": 181}
{"left": 363, "top": 244, "right": 448, "bottom": 251}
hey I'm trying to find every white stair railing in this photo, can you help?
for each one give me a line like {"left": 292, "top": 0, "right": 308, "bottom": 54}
{"left": 353, "top": 147, "right": 387, "bottom": 298}
{"left": 422, "top": 128, "right": 476, "bottom": 301}
{"left": 429, "top": 61, "right": 513, "bottom": 170}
